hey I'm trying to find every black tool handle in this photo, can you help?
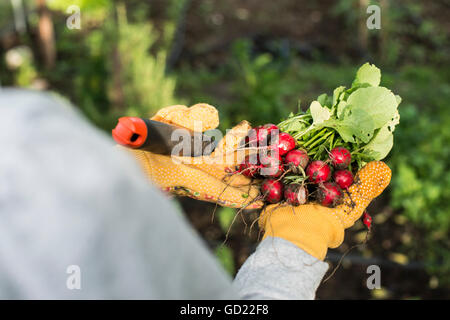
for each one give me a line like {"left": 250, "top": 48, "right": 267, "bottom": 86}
{"left": 138, "top": 119, "right": 215, "bottom": 157}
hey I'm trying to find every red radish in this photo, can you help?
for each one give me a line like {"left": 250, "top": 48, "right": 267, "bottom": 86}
{"left": 284, "top": 184, "right": 308, "bottom": 206}
{"left": 245, "top": 128, "right": 262, "bottom": 146}
{"left": 238, "top": 155, "right": 261, "bottom": 178}
{"left": 272, "top": 132, "right": 296, "bottom": 156}
{"left": 263, "top": 123, "right": 279, "bottom": 130}
{"left": 317, "top": 182, "right": 343, "bottom": 207}
{"left": 259, "top": 151, "right": 281, "bottom": 166}
{"left": 262, "top": 164, "right": 284, "bottom": 178}
{"left": 306, "top": 160, "right": 331, "bottom": 183}
{"left": 261, "top": 124, "right": 280, "bottom": 146}
{"left": 259, "top": 152, "right": 283, "bottom": 177}
{"left": 261, "top": 179, "right": 284, "bottom": 203}
{"left": 334, "top": 170, "right": 354, "bottom": 189}
{"left": 363, "top": 211, "right": 372, "bottom": 229}
{"left": 284, "top": 149, "right": 309, "bottom": 171}
{"left": 247, "top": 124, "right": 279, "bottom": 146}
{"left": 330, "top": 147, "right": 352, "bottom": 169}
{"left": 261, "top": 123, "right": 279, "bottom": 138}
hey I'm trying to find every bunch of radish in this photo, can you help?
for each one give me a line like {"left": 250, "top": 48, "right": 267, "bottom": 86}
{"left": 237, "top": 124, "right": 355, "bottom": 208}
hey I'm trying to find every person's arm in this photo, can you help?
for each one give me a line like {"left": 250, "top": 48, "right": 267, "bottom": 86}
{"left": 233, "top": 237, "right": 328, "bottom": 299}
{"left": 0, "top": 89, "right": 333, "bottom": 300}
{"left": 0, "top": 89, "right": 238, "bottom": 299}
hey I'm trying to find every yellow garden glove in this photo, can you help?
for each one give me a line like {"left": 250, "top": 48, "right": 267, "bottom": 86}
{"left": 259, "top": 161, "right": 391, "bottom": 260}
{"left": 117, "top": 103, "right": 263, "bottom": 209}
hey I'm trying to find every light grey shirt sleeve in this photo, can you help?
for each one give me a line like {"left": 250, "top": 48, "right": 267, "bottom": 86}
{"left": 233, "top": 237, "right": 329, "bottom": 300}
{"left": 0, "top": 89, "right": 328, "bottom": 300}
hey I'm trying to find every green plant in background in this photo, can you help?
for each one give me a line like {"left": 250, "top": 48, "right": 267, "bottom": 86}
{"left": 384, "top": 1, "right": 449, "bottom": 66}
{"left": 332, "top": 0, "right": 449, "bottom": 66}
{"left": 14, "top": 55, "right": 36, "bottom": 87}
{"left": 217, "top": 207, "right": 236, "bottom": 234}
{"left": 176, "top": 65, "right": 225, "bottom": 106}
{"left": 0, "top": 1, "right": 14, "bottom": 31}
{"left": 47, "top": 0, "right": 111, "bottom": 19}
{"left": 112, "top": 3, "right": 180, "bottom": 118}
{"left": 387, "top": 66, "right": 450, "bottom": 283}
{"left": 223, "top": 39, "right": 293, "bottom": 129}
{"left": 176, "top": 39, "right": 296, "bottom": 130}
{"left": 43, "top": 0, "right": 114, "bottom": 130}
{"left": 4, "top": 46, "right": 37, "bottom": 87}
{"left": 215, "top": 207, "right": 237, "bottom": 275}
{"left": 215, "top": 245, "right": 235, "bottom": 276}
{"left": 40, "top": 0, "right": 183, "bottom": 130}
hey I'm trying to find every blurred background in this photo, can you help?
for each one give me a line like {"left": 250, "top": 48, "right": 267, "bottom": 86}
{"left": 0, "top": 0, "right": 449, "bottom": 299}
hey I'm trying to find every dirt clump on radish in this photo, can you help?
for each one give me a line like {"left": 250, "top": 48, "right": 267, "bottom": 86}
{"left": 317, "top": 182, "right": 343, "bottom": 207}
{"left": 306, "top": 161, "right": 331, "bottom": 184}
{"left": 330, "top": 147, "right": 352, "bottom": 170}
{"left": 284, "top": 149, "right": 309, "bottom": 173}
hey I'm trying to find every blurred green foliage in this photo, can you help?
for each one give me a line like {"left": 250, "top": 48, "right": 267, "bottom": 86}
{"left": 48, "top": 0, "right": 111, "bottom": 11}
{"left": 4, "top": 46, "right": 37, "bottom": 87}
{"left": 39, "top": 1, "right": 181, "bottom": 130}
{"left": 225, "top": 40, "right": 294, "bottom": 128}
{"left": 0, "top": 1, "right": 14, "bottom": 31}
{"left": 217, "top": 207, "right": 236, "bottom": 235}
{"left": 388, "top": 66, "right": 450, "bottom": 281}
{"left": 215, "top": 245, "right": 235, "bottom": 276}
{"left": 1, "top": 0, "right": 448, "bottom": 292}
{"left": 332, "top": 0, "right": 449, "bottom": 65}
{"left": 112, "top": 3, "right": 180, "bottom": 118}
{"left": 216, "top": 207, "right": 238, "bottom": 275}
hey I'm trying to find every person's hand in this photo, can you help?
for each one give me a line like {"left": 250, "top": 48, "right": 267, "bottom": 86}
{"left": 259, "top": 161, "right": 391, "bottom": 260}
{"left": 117, "top": 103, "right": 263, "bottom": 209}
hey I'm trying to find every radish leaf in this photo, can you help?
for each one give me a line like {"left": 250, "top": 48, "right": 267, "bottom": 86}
{"left": 310, "top": 101, "right": 331, "bottom": 125}
{"left": 352, "top": 62, "right": 381, "bottom": 87}
{"left": 346, "top": 87, "right": 399, "bottom": 129}
{"left": 362, "top": 125, "right": 394, "bottom": 160}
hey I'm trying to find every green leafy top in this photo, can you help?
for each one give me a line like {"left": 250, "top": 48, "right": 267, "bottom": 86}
{"left": 278, "top": 63, "right": 401, "bottom": 168}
